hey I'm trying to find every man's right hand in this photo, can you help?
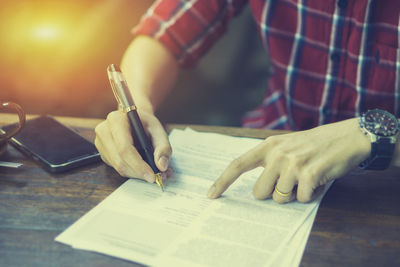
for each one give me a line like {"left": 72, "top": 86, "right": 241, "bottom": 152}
{"left": 94, "top": 109, "right": 172, "bottom": 182}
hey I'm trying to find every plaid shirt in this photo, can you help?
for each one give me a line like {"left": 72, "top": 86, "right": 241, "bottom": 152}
{"left": 134, "top": 0, "right": 400, "bottom": 130}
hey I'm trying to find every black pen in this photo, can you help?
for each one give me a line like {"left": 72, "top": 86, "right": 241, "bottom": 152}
{"left": 107, "top": 64, "right": 164, "bottom": 191}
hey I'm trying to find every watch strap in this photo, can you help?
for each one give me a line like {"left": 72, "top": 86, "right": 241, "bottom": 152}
{"left": 359, "top": 138, "right": 395, "bottom": 170}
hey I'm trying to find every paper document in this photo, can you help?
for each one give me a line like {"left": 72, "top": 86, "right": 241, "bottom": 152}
{"left": 56, "top": 128, "right": 330, "bottom": 267}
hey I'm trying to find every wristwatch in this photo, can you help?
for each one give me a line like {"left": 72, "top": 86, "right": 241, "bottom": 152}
{"left": 358, "top": 109, "right": 399, "bottom": 170}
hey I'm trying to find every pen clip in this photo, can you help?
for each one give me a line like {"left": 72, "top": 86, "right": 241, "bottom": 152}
{"left": 109, "top": 78, "right": 124, "bottom": 111}
{"left": 107, "top": 64, "right": 137, "bottom": 113}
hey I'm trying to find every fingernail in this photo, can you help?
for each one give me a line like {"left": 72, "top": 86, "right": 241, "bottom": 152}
{"left": 207, "top": 184, "right": 217, "bottom": 199}
{"left": 144, "top": 173, "right": 155, "bottom": 183}
{"left": 158, "top": 156, "right": 169, "bottom": 171}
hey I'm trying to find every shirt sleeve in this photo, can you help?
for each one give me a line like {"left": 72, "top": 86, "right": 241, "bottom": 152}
{"left": 132, "top": 0, "right": 248, "bottom": 67}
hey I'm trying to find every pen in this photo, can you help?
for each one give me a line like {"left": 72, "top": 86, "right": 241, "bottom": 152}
{"left": 107, "top": 64, "right": 164, "bottom": 191}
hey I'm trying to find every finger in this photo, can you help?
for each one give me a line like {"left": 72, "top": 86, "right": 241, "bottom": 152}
{"left": 94, "top": 135, "right": 112, "bottom": 166}
{"left": 158, "top": 167, "right": 173, "bottom": 181}
{"left": 252, "top": 167, "right": 279, "bottom": 200}
{"left": 96, "top": 119, "right": 150, "bottom": 180}
{"left": 95, "top": 122, "right": 133, "bottom": 175}
{"left": 310, "top": 184, "right": 325, "bottom": 201}
{"left": 297, "top": 179, "right": 325, "bottom": 203}
{"left": 106, "top": 111, "right": 155, "bottom": 182}
{"left": 297, "top": 177, "right": 316, "bottom": 203}
{"left": 273, "top": 172, "right": 297, "bottom": 204}
{"left": 296, "top": 169, "right": 332, "bottom": 203}
{"left": 165, "top": 167, "right": 173, "bottom": 178}
{"left": 145, "top": 117, "right": 172, "bottom": 172}
{"left": 273, "top": 184, "right": 296, "bottom": 204}
{"left": 94, "top": 121, "right": 118, "bottom": 167}
{"left": 207, "top": 145, "right": 265, "bottom": 199}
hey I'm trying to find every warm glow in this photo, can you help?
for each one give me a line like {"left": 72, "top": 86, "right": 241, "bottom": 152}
{"left": 0, "top": 0, "right": 148, "bottom": 118}
{"left": 0, "top": 2, "right": 81, "bottom": 56}
{"left": 32, "top": 25, "right": 61, "bottom": 41}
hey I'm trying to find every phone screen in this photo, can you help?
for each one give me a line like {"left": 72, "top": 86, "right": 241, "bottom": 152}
{"left": 3, "top": 115, "right": 101, "bottom": 172}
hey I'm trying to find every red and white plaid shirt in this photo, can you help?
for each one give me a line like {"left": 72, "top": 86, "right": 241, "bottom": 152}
{"left": 134, "top": 0, "right": 400, "bottom": 130}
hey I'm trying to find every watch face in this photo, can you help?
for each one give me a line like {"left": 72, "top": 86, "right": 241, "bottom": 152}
{"left": 364, "top": 109, "right": 399, "bottom": 137}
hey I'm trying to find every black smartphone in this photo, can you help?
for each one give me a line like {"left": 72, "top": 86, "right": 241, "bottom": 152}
{"left": 2, "top": 115, "right": 101, "bottom": 173}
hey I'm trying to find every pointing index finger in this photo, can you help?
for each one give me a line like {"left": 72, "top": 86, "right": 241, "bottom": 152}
{"left": 207, "top": 146, "right": 264, "bottom": 199}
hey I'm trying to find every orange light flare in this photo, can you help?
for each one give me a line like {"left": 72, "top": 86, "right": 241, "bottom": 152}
{"left": 1, "top": 3, "right": 77, "bottom": 52}
{"left": 0, "top": 2, "right": 85, "bottom": 84}
{"left": 0, "top": 0, "right": 121, "bottom": 112}
{"left": 32, "top": 24, "right": 62, "bottom": 42}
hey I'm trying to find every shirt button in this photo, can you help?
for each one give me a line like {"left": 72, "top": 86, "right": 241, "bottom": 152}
{"left": 338, "top": 0, "right": 348, "bottom": 8}
{"left": 330, "top": 52, "right": 340, "bottom": 62}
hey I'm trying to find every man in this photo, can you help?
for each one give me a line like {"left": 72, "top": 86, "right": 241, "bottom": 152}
{"left": 95, "top": 0, "right": 400, "bottom": 203}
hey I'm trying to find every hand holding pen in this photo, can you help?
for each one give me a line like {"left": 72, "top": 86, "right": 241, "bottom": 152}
{"left": 94, "top": 64, "right": 172, "bottom": 190}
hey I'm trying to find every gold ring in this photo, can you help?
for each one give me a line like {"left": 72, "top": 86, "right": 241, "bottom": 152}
{"left": 274, "top": 187, "right": 292, "bottom": 197}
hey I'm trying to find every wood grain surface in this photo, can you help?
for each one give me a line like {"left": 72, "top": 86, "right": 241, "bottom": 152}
{"left": 0, "top": 114, "right": 399, "bottom": 267}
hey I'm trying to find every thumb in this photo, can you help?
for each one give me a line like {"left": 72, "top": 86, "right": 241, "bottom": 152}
{"left": 145, "top": 117, "right": 172, "bottom": 172}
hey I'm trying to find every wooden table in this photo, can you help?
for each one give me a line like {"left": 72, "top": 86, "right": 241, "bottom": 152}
{"left": 1, "top": 114, "right": 399, "bottom": 267}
